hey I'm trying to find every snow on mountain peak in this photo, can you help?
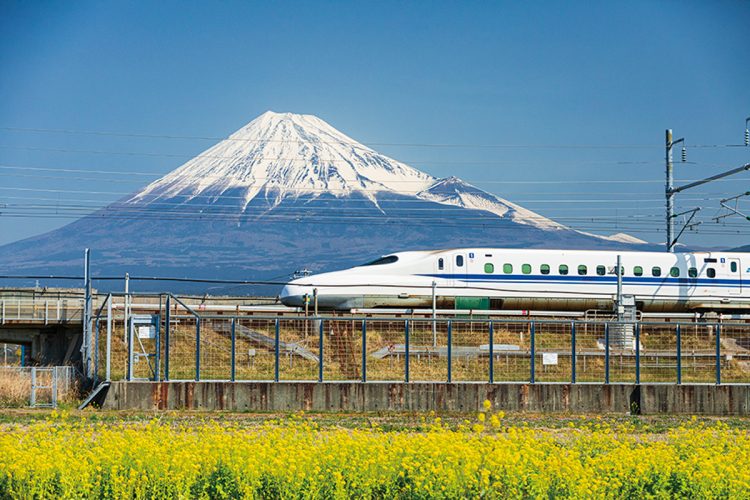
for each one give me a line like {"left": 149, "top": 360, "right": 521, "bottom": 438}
{"left": 129, "top": 111, "right": 435, "bottom": 208}
{"left": 125, "top": 111, "right": 629, "bottom": 237}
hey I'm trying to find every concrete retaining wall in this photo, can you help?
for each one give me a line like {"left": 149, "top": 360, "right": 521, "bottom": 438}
{"left": 102, "top": 381, "right": 750, "bottom": 415}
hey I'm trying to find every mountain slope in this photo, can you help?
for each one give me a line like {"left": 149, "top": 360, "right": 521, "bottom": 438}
{"left": 0, "top": 111, "right": 653, "bottom": 291}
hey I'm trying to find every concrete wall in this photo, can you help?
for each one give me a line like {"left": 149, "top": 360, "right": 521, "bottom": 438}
{"left": 102, "top": 381, "right": 750, "bottom": 415}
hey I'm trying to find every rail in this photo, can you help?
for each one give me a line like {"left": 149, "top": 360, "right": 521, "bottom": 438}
{"left": 0, "top": 298, "right": 85, "bottom": 324}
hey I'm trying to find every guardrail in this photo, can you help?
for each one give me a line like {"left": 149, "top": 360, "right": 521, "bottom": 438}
{"left": 0, "top": 299, "right": 85, "bottom": 324}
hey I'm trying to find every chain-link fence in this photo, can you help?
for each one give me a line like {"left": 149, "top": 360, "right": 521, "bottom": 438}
{"left": 92, "top": 297, "right": 750, "bottom": 385}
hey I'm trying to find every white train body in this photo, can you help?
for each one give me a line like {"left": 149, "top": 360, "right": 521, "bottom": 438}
{"left": 280, "top": 248, "right": 748, "bottom": 313}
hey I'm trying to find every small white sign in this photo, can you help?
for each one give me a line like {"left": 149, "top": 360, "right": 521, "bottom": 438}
{"left": 247, "top": 348, "right": 256, "bottom": 357}
{"left": 137, "top": 325, "right": 155, "bottom": 339}
{"left": 542, "top": 353, "right": 558, "bottom": 365}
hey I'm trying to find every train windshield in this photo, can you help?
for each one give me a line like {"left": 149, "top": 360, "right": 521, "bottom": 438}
{"left": 361, "top": 255, "right": 399, "bottom": 266}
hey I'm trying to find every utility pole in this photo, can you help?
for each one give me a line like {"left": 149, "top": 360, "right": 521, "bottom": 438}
{"left": 665, "top": 129, "right": 684, "bottom": 252}
{"left": 81, "top": 249, "right": 92, "bottom": 379}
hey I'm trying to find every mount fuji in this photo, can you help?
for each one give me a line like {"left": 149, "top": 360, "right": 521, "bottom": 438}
{"left": 0, "top": 111, "right": 650, "bottom": 292}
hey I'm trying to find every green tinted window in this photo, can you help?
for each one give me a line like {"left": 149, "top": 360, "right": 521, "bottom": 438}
{"left": 707, "top": 268, "right": 716, "bottom": 278}
{"left": 652, "top": 266, "right": 661, "bottom": 277}
{"left": 670, "top": 267, "right": 680, "bottom": 277}
{"left": 634, "top": 266, "right": 643, "bottom": 276}
{"left": 503, "top": 263, "right": 513, "bottom": 274}
{"left": 578, "top": 265, "right": 587, "bottom": 275}
{"left": 688, "top": 267, "right": 698, "bottom": 278}
{"left": 540, "top": 264, "right": 550, "bottom": 275}
{"left": 559, "top": 264, "right": 569, "bottom": 275}
{"left": 484, "top": 263, "right": 494, "bottom": 274}
{"left": 596, "top": 265, "right": 606, "bottom": 276}
{"left": 731, "top": 261, "right": 738, "bottom": 273}
{"left": 522, "top": 264, "right": 532, "bottom": 274}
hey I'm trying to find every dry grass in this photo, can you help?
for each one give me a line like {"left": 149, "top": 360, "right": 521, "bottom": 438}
{"left": 0, "top": 369, "right": 77, "bottom": 407}
{"left": 0, "top": 370, "right": 31, "bottom": 406}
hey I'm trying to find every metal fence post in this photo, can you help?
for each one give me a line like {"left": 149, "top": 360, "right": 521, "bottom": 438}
{"left": 164, "top": 295, "right": 170, "bottom": 381}
{"left": 635, "top": 323, "right": 640, "bottom": 385}
{"left": 274, "top": 319, "right": 280, "bottom": 382}
{"left": 195, "top": 318, "right": 201, "bottom": 382}
{"left": 404, "top": 319, "right": 410, "bottom": 383}
{"left": 604, "top": 323, "right": 610, "bottom": 385}
{"left": 571, "top": 321, "right": 576, "bottom": 384}
{"left": 447, "top": 320, "right": 453, "bottom": 383}
{"left": 716, "top": 324, "right": 721, "bottom": 385}
{"left": 530, "top": 321, "right": 536, "bottom": 384}
{"left": 676, "top": 324, "right": 682, "bottom": 385}
{"left": 488, "top": 321, "right": 494, "bottom": 384}
{"left": 230, "top": 318, "right": 236, "bottom": 382}
{"left": 361, "top": 320, "right": 367, "bottom": 383}
{"left": 127, "top": 315, "right": 133, "bottom": 381}
{"left": 318, "top": 319, "right": 324, "bottom": 383}
{"left": 94, "top": 318, "right": 100, "bottom": 385}
{"left": 106, "top": 295, "right": 112, "bottom": 381}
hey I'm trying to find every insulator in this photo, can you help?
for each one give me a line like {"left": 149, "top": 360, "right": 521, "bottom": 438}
{"left": 681, "top": 146, "right": 687, "bottom": 162}
{"left": 745, "top": 129, "right": 749, "bottom": 146}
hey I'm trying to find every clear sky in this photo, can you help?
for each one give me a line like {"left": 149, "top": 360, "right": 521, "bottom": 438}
{"left": 1, "top": 0, "right": 749, "bottom": 248}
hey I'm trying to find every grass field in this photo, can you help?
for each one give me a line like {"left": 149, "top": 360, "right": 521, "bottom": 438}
{"left": 1, "top": 409, "right": 749, "bottom": 498}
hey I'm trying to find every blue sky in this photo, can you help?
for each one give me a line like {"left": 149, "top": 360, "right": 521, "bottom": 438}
{"left": 1, "top": 1, "right": 749, "bottom": 247}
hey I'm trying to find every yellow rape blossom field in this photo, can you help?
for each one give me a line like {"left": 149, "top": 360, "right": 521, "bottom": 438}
{"left": 1, "top": 407, "right": 749, "bottom": 499}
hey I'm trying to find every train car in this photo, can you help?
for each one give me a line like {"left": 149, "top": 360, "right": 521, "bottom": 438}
{"left": 279, "top": 248, "right": 749, "bottom": 313}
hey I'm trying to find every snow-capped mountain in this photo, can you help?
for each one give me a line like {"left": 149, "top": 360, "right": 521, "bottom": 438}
{"left": 127, "top": 111, "right": 566, "bottom": 232}
{"left": 0, "top": 111, "right": 653, "bottom": 292}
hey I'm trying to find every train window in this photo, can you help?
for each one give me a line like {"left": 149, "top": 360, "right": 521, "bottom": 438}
{"left": 596, "top": 265, "right": 606, "bottom": 276}
{"left": 707, "top": 268, "right": 716, "bottom": 278}
{"left": 438, "top": 258, "right": 444, "bottom": 270}
{"left": 540, "top": 264, "right": 550, "bottom": 275}
{"left": 559, "top": 264, "right": 569, "bottom": 275}
{"left": 503, "top": 263, "right": 513, "bottom": 274}
{"left": 484, "top": 263, "right": 494, "bottom": 274}
{"left": 633, "top": 266, "right": 643, "bottom": 277}
{"left": 578, "top": 265, "right": 587, "bottom": 275}
{"left": 731, "top": 262, "right": 738, "bottom": 273}
{"left": 362, "top": 255, "right": 399, "bottom": 266}
{"left": 456, "top": 255, "right": 464, "bottom": 267}
{"left": 670, "top": 267, "right": 680, "bottom": 277}
{"left": 652, "top": 266, "right": 661, "bottom": 277}
{"left": 688, "top": 267, "right": 698, "bottom": 278}
{"left": 522, "top": 264, "right": 532, "bottom": 274}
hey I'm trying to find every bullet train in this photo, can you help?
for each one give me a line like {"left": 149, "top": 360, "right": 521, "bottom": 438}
{"left": 280, "top": 248, "right": 750, "bottom": 313}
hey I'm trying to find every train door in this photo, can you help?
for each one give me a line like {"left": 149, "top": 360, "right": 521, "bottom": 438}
{"left": 728, "top": 258, "right": 742, "bottom": 295}
{"left": 435, "top": 255, "right": 452, "bottom": 281}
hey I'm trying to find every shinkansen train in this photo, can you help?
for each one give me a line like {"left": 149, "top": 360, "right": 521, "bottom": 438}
{"left": 279, "top": 248, "right": 749, "bottom": 313}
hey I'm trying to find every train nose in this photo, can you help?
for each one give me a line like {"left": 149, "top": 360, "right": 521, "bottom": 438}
{"left": 279, "top": 283, "right": 312, "bottom": 307}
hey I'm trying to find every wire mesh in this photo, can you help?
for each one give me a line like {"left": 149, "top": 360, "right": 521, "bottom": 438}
{"left": 233, "top": 318, "right": 276, "bottom": 381}
{"left": 322, "top": 319, "right": 363, "bottom": 381}
{"left": 607, "top": 322, "right": 637, "bottom": 383}
{"left": 719, "top": 323, "right": 750, "bottom": 383}
{"left": 407, "top": 320, "right": 448, "bottom": 382}
{"left": 534, "top": 322, "right": 573, "bottom": 382}
{"left": 167, "top": 316, "right": 198, "bottom": 380}
{"left": 365, "top": 320, "right": 405, "bottom": 381}
{"left": 278, "top": 318, "right": 320, "bottom": 381}
{"left": 639, "top": 323, "right": 678, "bottom": 383}
{"left": 489, "top": 321, "right": 531, "bottom": 382}
{"left": 574, "top": 322, "right": 606, "bottom": 382}
{"left": 198, "top": 319, "right": 232, "bottom": 380}
{"left": 451, "top": 320, "right": 490, "bottom": 382}
{"left": 679, "top": 324, "right": 717, "bottom": 383}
